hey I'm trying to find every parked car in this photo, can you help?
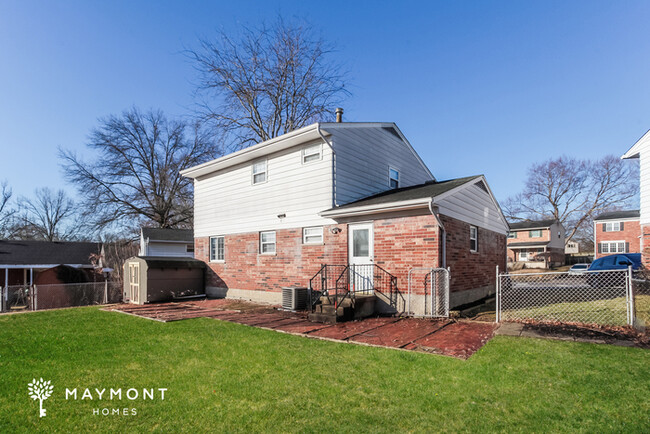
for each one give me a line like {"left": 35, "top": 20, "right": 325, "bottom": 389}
{"left": 568, "top": 263, "right": 590, "bottom": 275}
{"left": 588, "top": 253, "right": 642, "bottom": 271}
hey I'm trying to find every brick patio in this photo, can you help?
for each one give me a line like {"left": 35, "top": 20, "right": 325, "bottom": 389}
{"left": 108, "top": 299, "right": 498, "bottom": 359}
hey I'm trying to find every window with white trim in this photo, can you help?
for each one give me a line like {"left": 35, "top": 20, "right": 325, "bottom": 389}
{"left": 529, "top": 229, "right": 543, "bottom": 238}
{"left": 260, "top": 231, "right": 276, "bottom": 254}
{"left": 252, "top": 160, "right": 267, "bottom": 184}
{"left": 470, "top": 226, "right": 478, "bottom": 252}
{"left": 302, "top": 144, "right": 322, "bottom": 164}
{"left": 210, "top": 236, "right": 225, "bottom": 262}
{"left": 508, "top": 232, "right": 517, "bottom": 239}
{"left": 604, "top": 222, "right": 622, "bottom": 232}
{"left": 599, "top": 241, "right": 627, "bottom": 254}
{"left": 303, "top": 227, "right": 323, "bottom": 244}
{"left": 389, "top": 168, "right": 399, "bottom": 189}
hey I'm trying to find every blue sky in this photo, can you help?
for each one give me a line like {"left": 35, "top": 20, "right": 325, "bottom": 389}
{"left": 0, "top": 0, "right": 648, "bottom": 202}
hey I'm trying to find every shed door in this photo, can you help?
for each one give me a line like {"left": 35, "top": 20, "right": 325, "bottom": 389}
{"left": 129, "top": 263, "right": 140, "bottom": 304}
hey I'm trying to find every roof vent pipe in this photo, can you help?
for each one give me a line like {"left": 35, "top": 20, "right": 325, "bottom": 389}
{"left": 335, "top": 107, "right": 343, "bottom": 123}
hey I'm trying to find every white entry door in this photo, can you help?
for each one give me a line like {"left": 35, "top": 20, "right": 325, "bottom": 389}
{"left": 348, "top": 223, "right": 374, "bottom": 292}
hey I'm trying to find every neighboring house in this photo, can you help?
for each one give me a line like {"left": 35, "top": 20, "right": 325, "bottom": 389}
{"left": 593, "top": 210, "right": 640, "bottom": 259}
{"left": 181, "top": 120, "right": 509, "bottom": 311}
{"left": 565, "top": 241, "right": 579, "bottom": 254}
{"left": 139, "top": 228, "right": 194, "bottom": 258}
{"left": 0, "top": 240, "right": 103, "bottom": 288}
{"left": 507, "top": 219, "right": 565, "bottom": 268}
{"left": 622, "top": 131, "right": 650, "bottom": 266}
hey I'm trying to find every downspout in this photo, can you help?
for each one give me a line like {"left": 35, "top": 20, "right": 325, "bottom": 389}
{"left": 317, "top": 123, "right": 338, "bottom": 207}
{"left": 429, "top": 200, "right": 446, "bottom": 268}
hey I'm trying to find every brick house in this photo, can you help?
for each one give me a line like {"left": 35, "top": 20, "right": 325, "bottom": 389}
{"left": 622, "top": 131, "right": 650, "bottom": 267}
{"left": 182, "top": 118, "right": 509, "bottom": 315}
{"left": 507, "top": 219, "right": 565, "bottom": 268}
{"left": 593, "top": 210, "right": 640, "bottom": 259}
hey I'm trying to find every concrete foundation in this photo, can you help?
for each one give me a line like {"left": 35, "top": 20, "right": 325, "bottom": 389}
{"left": 206, "top": 286, "right": 282, "bottom": 305}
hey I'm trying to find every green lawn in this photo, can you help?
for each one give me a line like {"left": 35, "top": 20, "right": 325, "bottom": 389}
{"left": 1, "top": 308, "right": 649, "bottom": 433}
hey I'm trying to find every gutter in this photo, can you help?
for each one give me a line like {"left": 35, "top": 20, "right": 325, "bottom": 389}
{"left": 429, "top": 200, "right": 446, "bottom": 269}
{"left": 317, "top": 123, "right": 338, "bottom": 207}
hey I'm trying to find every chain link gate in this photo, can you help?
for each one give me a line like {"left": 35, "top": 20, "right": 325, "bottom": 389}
{"left": 496, "top": 266, "right": 636, "bottom": 327}
{"left": 407, "top": 267, "right": 450, "bottom": 318}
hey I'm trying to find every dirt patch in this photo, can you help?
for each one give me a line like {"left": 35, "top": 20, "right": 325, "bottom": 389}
{"left": 518, "top": 321, "right": 650, "bottom": 348}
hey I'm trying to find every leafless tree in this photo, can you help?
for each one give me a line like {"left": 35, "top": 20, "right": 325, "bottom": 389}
{"left": 15, "top": 188, "right": 81, "bottom": 241}
{"left": 60, "top": 108, "right": 218, "bottom": 233}
{"left": 188, "top": 17, "right": 349, "bottom": 151}
{"left": 0, "top": 180, "right": 17, "bottom": 238}
{"left": 504, "top": 155, "right": 639, "bottom": 244}
{"left": 101, "top": 237, "right": 139, "bottom": 285}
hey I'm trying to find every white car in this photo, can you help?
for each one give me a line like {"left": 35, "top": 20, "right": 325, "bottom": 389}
{"left": 568, "top": 263, "right": 590, "bottom": 275}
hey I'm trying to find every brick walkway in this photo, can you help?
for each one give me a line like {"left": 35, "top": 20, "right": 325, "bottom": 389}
{"left": 109, "top": 299, "right": 498, "bottom": 359}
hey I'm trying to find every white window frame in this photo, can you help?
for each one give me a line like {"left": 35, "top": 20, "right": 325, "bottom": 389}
{"left": 470, "top": 225, "right": 478, "bottom": 252}
{"left": 605, "top": 222, "right": 621, "bottom": 232}
{"left": 529, "top": 229, "right": 543, "bottom": 238}
{"left": 252, "top": 160, "right": 268, "bottom": 185}
{"left": 600, "top": 240, "right": 626, "bottom": 254}
{"left": 303, "top": 227, "right": 324, "bottom": 245}
{"left": 209, "top": 236, "right": 225, "bottom": 262}
{"left": 260, "top": 231, "right": 276, "bottom": 255}
{"left": 389, "top": 167, "right": 400, "bottom": 189}
{"left": 302, "top": 144, "right": 322, "bottom": 164}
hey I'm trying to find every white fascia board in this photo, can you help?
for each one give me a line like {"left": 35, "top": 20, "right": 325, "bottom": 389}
{"left": 319, "top": 199, "right": 431, "bottom": 218}
{"left": 510, "top": 226, "right": 553, "bottom": 232}
{"left": 181, "top": 124, "right": 327, "bottom": 179}
{"left": 621, "top": 129, "right": 650, "bottom": 159}
{"left": 507, "top": 244, "right": 549, "bottom": 249}
{"left": 593, "top": 217, "right": 640, "bottom": 223}
{"left": 148, "top": 240, "right": 194, "bottom": 244}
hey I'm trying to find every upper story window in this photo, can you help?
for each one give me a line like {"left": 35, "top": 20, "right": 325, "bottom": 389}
{"left": 389, "top": 168, "right": 399, "bottom": 189}
{"left": 603, "top": 222, "right": 622, "bottom": 232}
{"left": 508, "top": 232, "right": 517, "bottom": 239}
{"left": 303, "top": 227, "right": 324, "bottom": 244}
{"left": 260, "top": 231, "right": 276, "bottom": 254}
{"left": 302, "top": 144, "right": 322, "bottom": 164}
{"left": 470, "top": 226, "right": 478, "bottom": 252}
{"left": 529, "top": 229, "right": 543, "bottom": 238}
{"left": 210, "top": 236, "right": 225, "bottom": 262}
{"left": 252, "top": 160, "right": 267, "bottom": 185}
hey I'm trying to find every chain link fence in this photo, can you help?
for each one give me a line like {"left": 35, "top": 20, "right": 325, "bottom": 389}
{"left": 1, "top": 282, "right": 122, "bottom": 312}
{"left": 497, "top": 268, "right": 637, "bottom": 327}
{"left": 407, "top": 268, "right": 449, "bottom": 318}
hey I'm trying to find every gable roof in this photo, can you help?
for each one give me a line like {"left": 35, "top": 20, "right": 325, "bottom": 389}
{"left": 508, "top": 219, "right": 558, "bottom": 230}
{"left": 323, "top": 175, "right": 481, "bottom": 212}
{"left": 179, "top": 122, "right": 433, "bottom": 180}
{"left": 593, "top": 210, "right": 640, "bottom": 221}
{"left": 0, "top": 240, "right": 102, "bottom": 266}
{"left": 141, "top": 228, "right": 193, "bottom": 243}
{"left": 621, "top": 129, "right": 650, "bottom": 159}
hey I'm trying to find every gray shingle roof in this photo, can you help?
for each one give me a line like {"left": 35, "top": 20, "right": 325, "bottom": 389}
{"left": 508, "top": 219, "right": 558, "bottom": 230}
{"left": 136, "top": 256, "right": 205, "bottom": 268}
{"left": 0, "top": 240, "right": 102, "bottom": 266}
{"left": 141, "top": 228, "right": 193, "bottom": 242}
{"left": 325, "top": 175, "right": 482, "bottom": 211}
{"left": 593, "top": 210, "right": 640, "bottom": 221}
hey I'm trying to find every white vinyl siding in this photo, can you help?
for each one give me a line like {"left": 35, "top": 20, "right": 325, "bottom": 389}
{"left": 146, "top": 242, "right": 194, "bottom": 258}
{"left": 303, "top": 227, "right": 323, "bottom": 244}
{"left": 331, "top": 126, "right": 433, "bottom": 204}
{"left": 436, "top": 183, "right": 509, "bottom": 235}
{"left": 302, "top": 144, "right": 322, "bottom": 164}
{"left": 193, "top": 140, "right": 333, "bottom": 237}
{"left": 252, "top": 160, "right": 267, "bottom": 185}
{"left": 639, "top": 141, "right": 650, "bottom": 225}
{"left": 210, "top": 236, "right": 225, "bottom": 262}
{"left": 260, "top": 231, "right": 276, "bottom": 254}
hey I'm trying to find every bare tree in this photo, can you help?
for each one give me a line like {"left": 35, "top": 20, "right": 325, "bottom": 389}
{"left": 60, "top": 108, "right": 218, "bottom": 233}
{"left": 188, "top": 17, "right": 349, "bottom": 150}
{"left": 504, "top": 155, "right": 639, "bottom": 244}
{"left": 15, "top": 188, "right": 81, "bottom": 241}
{"left": 101, "top": 237, "right": 139, "bottom": 285}
{"left": 0, "top": 180, "right": 17, "bottom": 238}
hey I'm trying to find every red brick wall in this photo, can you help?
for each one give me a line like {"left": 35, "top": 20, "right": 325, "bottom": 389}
{"left": 442, "top": 215, "right": 506, "bottom": 295}
{"left": 595, "top": 219, "right": 641, "bottom": 258}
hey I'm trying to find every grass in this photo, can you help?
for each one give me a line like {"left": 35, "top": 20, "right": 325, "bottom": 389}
{"left": 1, "top": 308, "right": 649, "bottom": 433}
{"left": 503, "top": 294, "right": 650, "bottom": 326}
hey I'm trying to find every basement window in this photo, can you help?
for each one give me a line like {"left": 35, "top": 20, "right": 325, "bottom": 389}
{"left": 389, "top": 168, "right": 399, "bottom": 189}
{"left": 303, "top": 227, "right": 324, "bottom": 244}
{"left": 302, "top": 144, "right": 322, "bottom": 164}
{"left": 260, "top": 231, "right": 276, "bottom": 254}
{"left": 210, "top": 236, "right": 225, "bottom": 262}
{"left": 252, "top": 160, "right": 267, "bottom": 185}
{"left": 470, "top": 226, "right": 478, "bottom": 252}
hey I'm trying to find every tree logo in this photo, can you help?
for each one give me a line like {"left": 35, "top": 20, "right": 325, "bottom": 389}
{"left": 28, "top": 378, "right": 53, "bottom": 417}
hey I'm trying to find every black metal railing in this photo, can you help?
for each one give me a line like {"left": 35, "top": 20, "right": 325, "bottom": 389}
{"left": 308, "top": 264, "right": 398, "bottom": 312}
